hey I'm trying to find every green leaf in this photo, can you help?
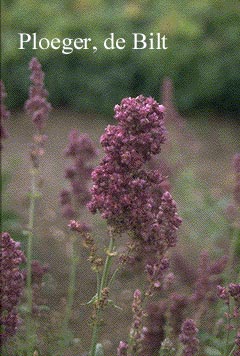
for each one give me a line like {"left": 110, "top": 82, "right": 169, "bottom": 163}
{"left": 108, "top": 299, "right": 123, "bottom": 310}
{"left": 82, "top": 293, "right": 98, "bottom": 306}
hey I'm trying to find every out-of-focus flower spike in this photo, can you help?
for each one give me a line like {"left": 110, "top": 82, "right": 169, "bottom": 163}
{"left": 25, "top": 57, "right": 51, "bottom": 132}
{"left": 0, "top": 81, "right": 10, "bottom": 149}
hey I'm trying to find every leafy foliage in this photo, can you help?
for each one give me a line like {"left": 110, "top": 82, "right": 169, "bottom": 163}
{"left": 2, "top": 0, "right": 240, "bottom": 115}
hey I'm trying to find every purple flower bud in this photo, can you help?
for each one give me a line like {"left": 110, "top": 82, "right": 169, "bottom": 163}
{"left": 117, "top": 341, "right": 128, "bottom": 356}
{"left": 133, "top": 289, "right": 142, "bottom": 300}
{"left": 68, "top": 220, "right": 91, "bottom": 233}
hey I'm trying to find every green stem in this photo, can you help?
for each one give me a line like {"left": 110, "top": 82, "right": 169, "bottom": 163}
{"left": 89, "top": 236, "right": 115, "bottom": 356}
{"left": 108, "top": 266, "right": 120, "bottom": 288}
{"left": 228, "top": 344, "right": 236, "bottom": 356}
{"left": 26, "top": 168, "right": 38, "bottom": 355}
{"left": 225, "top": 300, "right": 231, "bottom": 356}
{"left": 100, "top": 237, "right": 115, "bottom": 292}
{"left": 61, "top": 236, "right": 79, "bottom": 347}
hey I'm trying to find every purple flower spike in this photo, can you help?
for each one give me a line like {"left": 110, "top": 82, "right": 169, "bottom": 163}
{"left": 60, "top": 129, "right": 98, "bottom": 218}
{"left": 179, "top": 319, "right": 199, "bottom": 356}
{"left": 0, "top": 232, "right": 26, "bottom": 343}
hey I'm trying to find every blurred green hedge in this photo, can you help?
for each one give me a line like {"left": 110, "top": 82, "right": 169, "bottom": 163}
{"left": 2, "top": 0, "right": 240, "bottom": 115}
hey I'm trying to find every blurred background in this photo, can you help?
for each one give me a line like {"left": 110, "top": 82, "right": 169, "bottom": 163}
{"left": 1, "top": 1, "right": 240, "bottom": 354}
{"left": 2, "top": 0, "right": 240, "bottom": 116}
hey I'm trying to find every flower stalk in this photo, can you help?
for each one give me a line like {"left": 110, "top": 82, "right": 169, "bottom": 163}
{"left": 24, "top": 57, "right": 51, "bottom": 355}
{"left": 89, "top": 235, "right": 115, "bottom": 356}
{"left": 60, "top": 235, "right": 79, "bottom": 348}
{"left": 26, "top": 168, "right": 39, "bottom": 355}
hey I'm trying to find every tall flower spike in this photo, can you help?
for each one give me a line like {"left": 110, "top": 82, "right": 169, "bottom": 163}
{"left": 179, "top": 319, "right": 199, "bottom": 356}
{"left": 0, "top": 232, "right": 26, "bottom": 343}
{"left": 0, "top": 81, "right": 10, "bottom": 149}
{"left": 25, "top": 57, "right": 51, "bottom": 132}
{"left": 24, "top": 58, "right": 51, "bottom": 168}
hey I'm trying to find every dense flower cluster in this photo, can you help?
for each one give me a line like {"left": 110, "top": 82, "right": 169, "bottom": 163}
{"left": 60, "top": 130, "right": 98, "bottom": 218}
{"left": 88, "top": 95, "right": 181, "bottom": 253}
{"left": 0, "top": 81, "right": 10, "bottom": 149}
{"left": 25, "top": 58, "right": 51, "bottom": 131}
{"left": 0, "top": 232, "right": 26, "bottom": 343}
{"left": 179, "top": 319, "right": 199, "bottom": 356}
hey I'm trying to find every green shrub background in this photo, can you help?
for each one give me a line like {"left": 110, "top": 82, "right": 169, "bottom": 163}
{"left": 2, "top": 0, "right": 240, "bottom": 115}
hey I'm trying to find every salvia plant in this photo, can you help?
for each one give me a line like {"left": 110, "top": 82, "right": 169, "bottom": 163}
{"left": 0, "top": 59, "right": 239, "bottom": 356}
